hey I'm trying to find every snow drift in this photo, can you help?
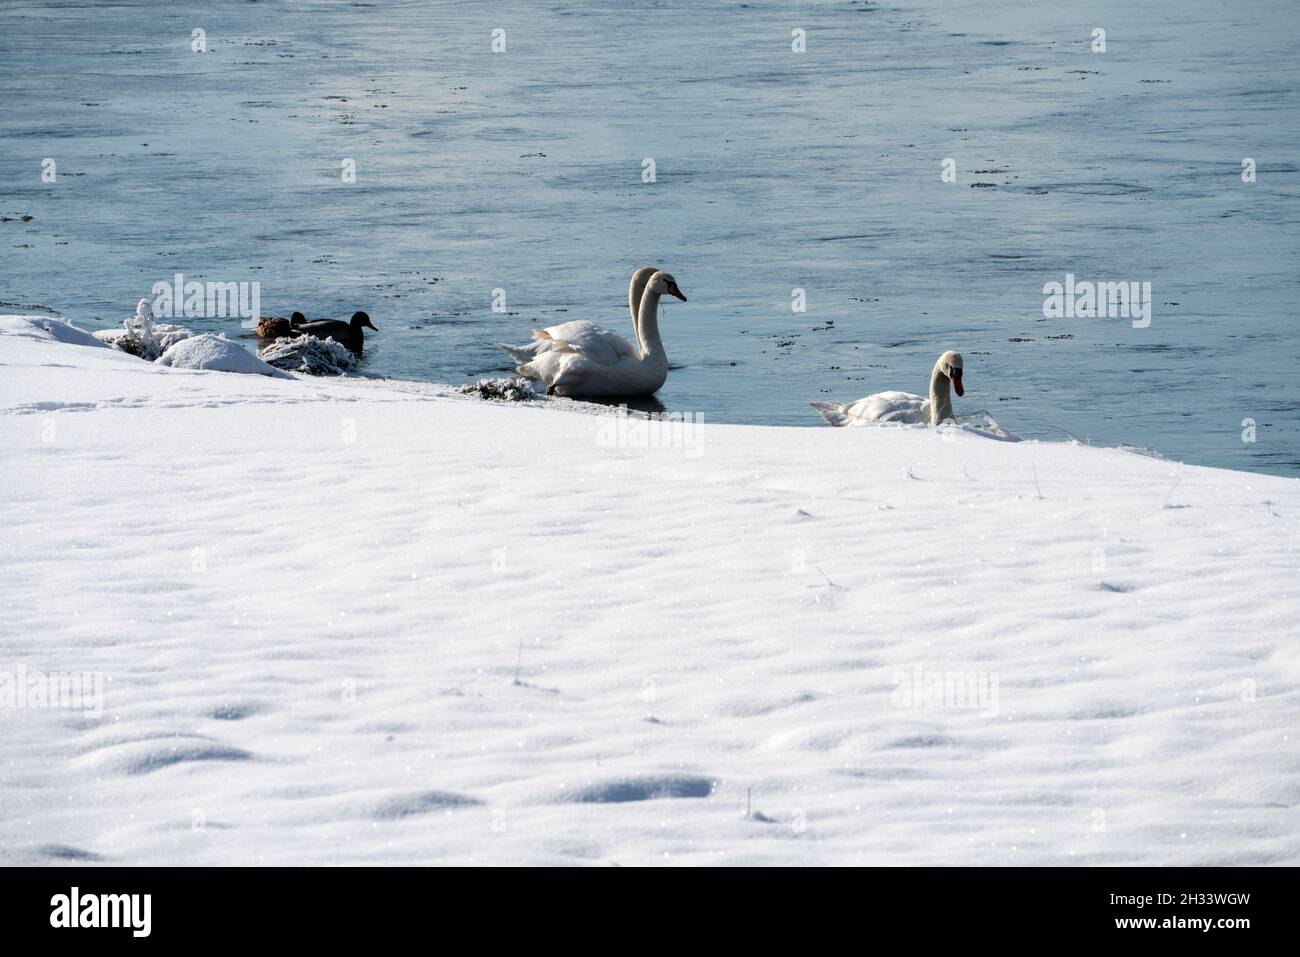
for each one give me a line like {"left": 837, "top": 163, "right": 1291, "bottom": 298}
{"left": 1, "top": 317, "right": 1297, "bottom": 866}
{"left": 155, "top": 333, "right": 292, "bottom": 378}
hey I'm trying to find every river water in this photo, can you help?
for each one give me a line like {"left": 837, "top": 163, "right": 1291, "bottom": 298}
{"left": 2, "top": 0, "right": 1297, "bottom": 475}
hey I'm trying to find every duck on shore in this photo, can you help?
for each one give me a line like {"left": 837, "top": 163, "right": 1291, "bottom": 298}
{"left": 294, "top": 311, "right": 377, "bottom": 353}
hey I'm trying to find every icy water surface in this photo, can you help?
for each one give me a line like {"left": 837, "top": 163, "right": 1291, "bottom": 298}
{"left": 1, "top": 0, "right": 1298, "bottom": 475}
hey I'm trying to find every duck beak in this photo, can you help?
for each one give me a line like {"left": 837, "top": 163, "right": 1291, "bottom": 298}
{"left": 669, "top": 286, "right": 687, "bottom": 302}
{"left": 951, "top": 370, "right": 964, "bottom": 397}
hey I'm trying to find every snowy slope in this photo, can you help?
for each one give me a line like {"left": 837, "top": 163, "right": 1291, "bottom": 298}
{"left": 1, "top": 319, "right": 1297, "bottom": 866}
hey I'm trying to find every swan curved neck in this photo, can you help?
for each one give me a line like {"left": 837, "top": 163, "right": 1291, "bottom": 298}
{"left": 636, "top": 287, "right": 668, "bottom": 363}
{"left": 628, "top": 268, "right": 655, "bottom": 351}
{"left": 929, "top": 362, "right": 953, "bottom": 426}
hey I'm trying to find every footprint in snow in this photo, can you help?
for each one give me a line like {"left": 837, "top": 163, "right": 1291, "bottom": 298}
{"left": 553, "top": 774, "right": 715, "bottom": 804}
{"left": 207, "top": 702, "right": 265, "bottom": 721}
{"left": 37, "top": 844, "right": 103, "bottom": 862}
{"left": 887, "top": 733, "right": 953, "bottom": 749}
{"left": 369, "top": 790, "right": 482, "bottom": 820}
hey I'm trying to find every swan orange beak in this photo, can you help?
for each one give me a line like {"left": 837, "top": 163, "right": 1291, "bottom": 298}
{"left": 952, "top": 370, "right": 964, "bottom": 396}
{"left": 668, "top": 285, "right": 687, "bottom": 302}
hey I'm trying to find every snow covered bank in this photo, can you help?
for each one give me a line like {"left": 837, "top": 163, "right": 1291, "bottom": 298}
{"left": 1, "top": 318, "right": 1297, "bottom": 866}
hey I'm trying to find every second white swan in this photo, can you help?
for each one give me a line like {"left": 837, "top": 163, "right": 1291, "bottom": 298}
{"left": 811, "top": 351, "right": 965, "bottom": 427}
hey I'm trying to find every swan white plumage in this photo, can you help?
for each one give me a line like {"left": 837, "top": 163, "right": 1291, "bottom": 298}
{"left": 626, "top": 264, "right": 658, "bottom": 352}
{"left": 497, "top": 268, "right": 687, "bottom": 397}
{"left": 811, "top": 351, "right": 965, "bottom": 427}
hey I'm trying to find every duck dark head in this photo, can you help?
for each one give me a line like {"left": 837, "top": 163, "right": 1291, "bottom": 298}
{"left": 352, "top": 311, "right": 377, "bottom": 332}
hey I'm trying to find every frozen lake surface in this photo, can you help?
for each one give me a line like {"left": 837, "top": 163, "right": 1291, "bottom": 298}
{"left": 1, "top": 0, "right": 1298, "bottom": 475}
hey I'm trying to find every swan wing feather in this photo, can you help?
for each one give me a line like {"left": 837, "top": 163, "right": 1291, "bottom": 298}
{"left": 809, "top": 401, "right": 851, "bottom": 427}
{"left": 809, "top": 391, "right": 930, "bottom": 426}
{"left": 534, "top": 320, "right": 636, "bottom": 367}
{"left": 844, "top": 391, "right": 929, "bottom": 424}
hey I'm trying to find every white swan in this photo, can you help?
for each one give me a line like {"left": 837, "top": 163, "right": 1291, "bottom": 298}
{"left": 627, "top": 265, "right": 658, "bottom": 352}
{"left": 497, "top": 268, "right": 687, "bottom": 397}
{"left": 496, "top": 265, "right": 655, "bottom": 380}
{"left": 811, "top": 351, "right": 964, "bottom": 427}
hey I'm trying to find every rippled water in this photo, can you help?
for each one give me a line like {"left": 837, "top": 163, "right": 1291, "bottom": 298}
{"left": 2, "top": 0, "right": 1298, "bottom": 475}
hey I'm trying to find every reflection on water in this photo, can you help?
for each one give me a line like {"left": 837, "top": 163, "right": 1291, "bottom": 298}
{"left": 569, "top": 394, "right": 669, "bottom": 417}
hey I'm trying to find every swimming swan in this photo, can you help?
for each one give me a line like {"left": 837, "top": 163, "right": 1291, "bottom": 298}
{"left": 497, "top": 269, "right": 687, "bottom": 397}
{"left": 811, "top": 351, "right": 964, "bottom": 427}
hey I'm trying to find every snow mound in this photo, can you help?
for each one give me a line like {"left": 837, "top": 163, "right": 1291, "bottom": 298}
{"left": 156, "top": 333, "right": 293, "bottom": 378}
{"left": 259, "top": 335, "right": 359, "bottom": 376}
{"left": 0, "top": 314, "right": 108, "bottom": 349}
{"left": 71, "top": 737, "right": 256, "bottom": 776}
